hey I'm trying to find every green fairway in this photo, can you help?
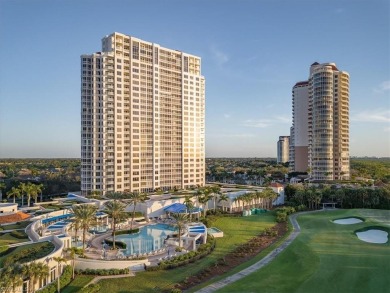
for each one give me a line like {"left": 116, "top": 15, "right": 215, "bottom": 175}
{"left": 217, "top": 209, "right": 390, "bottom": 293}
{"left": 66, "top": 213, "right": 277, "bottom": 292}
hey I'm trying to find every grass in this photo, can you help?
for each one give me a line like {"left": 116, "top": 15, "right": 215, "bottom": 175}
{"left": 0, "top": 221, "right": 31, "bottom": 230}
{"left": 0, "top": 230, "right": 29, "bottom": 246}
{"left": 217, "top": 209, "right": 390, "bottom": 293}
{"left": 0, "top": 241, "right": 54, "bottom": 267}
{"left": 64, "top": 213, "right": 277, "bottom": 292}
{"left": 61, "top": 275, "right": 95, "bottom": 293}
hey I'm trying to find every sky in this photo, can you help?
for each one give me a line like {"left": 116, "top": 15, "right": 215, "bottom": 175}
{"left": 0, "top": 0, "right": 389, "bottom": 158}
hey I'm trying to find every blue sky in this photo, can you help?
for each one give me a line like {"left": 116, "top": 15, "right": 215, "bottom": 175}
{"left": 0, "top": 0, "right": 389, "bottom": 158}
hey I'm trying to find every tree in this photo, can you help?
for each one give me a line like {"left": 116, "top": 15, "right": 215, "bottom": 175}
{"left": 218, "top": 194, "right": 229, "bottom": 212}
{"left": 19, "top": 182, "right": 39, "bottom": 207}
{"left": 0, "top": 182, "right": 6, "bottom": 201}
{"left": 30, "top": 183, "right": 43, "bottom": 205}
{"left": 53, "top": 256, "right": 67, "bottom": 293}
{"left": 127, "top": 192, "right": 147, "bottom": 231}
{"left": 22, "top": 261, "right": 49, "bottom": 293}
{"left": 0, "top": 263, "right": 23, "bottom": 293}
{"left": 70, "top": 204, "right": 98, "bottom": 253}
{"left": 104, "top": 199, "right": 129, "bottom": 249}
{"left": 66, "top": 247, "right": 78, "bottom": 280}
{"left": 209, "top": 185, "right": 221, "bottom": 212}
{"left": 262, "top": 187, "right": 278, "bottom": 209}
{"left": 183, "top": 195, "right": 194, "bottom": 221}
{"left": 69, "top": 217, "right": 81, "bottom": 248}
{"left": 171, "top": 213, "right": 188, "bottom": 248}
{"left": 7, "top": 186, "right": 21, "bottom": 203}
{"left": 197, "top": 187, "right": 212, "bottom": 217}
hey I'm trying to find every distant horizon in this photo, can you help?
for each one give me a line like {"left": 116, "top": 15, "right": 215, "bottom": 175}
{"left": 1, "top": 156, "right": 389, "bottom": 160}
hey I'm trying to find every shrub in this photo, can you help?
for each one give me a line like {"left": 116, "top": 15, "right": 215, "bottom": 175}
{"left": 115, "top": 228, "right": 139, "bottom": 236}
{"left": 76, "top": 268, "right": 130, "bottom": 276}
{"left": 104, "top": 238, "right": 126, "bottom": 249}
{"left": 3, "top": 242, "right": 54, "bottom": 266}
{"left": 10, "top": 230, "right": 27, "bottom": 239}
{"left": 37, "top": 265, "right": 72, "bottom": 293}
{"left": 276, "top": 212, "right": 287, "bottom": 223}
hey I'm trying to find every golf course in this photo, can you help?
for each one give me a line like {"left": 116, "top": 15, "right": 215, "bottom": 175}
{"left": 216, "top": 209, "right": 390, "bottom": 293}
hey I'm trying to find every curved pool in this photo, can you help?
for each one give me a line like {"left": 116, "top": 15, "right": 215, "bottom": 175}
{"left": 115, "top": 223, "right": 176, "bottom": 255}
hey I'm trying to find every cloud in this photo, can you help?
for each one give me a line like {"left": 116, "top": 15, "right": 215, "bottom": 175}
{"left": 210, "top": 45, "right": 229, "bottom": 66}
{"left": 374, "top": 80, "right": 390, "bottom": 93}
{"left": 351, "top": 109, "right": 390, "bottom": 123}
{"left": 242, "top": 116, "right": 291, "bottom": 128}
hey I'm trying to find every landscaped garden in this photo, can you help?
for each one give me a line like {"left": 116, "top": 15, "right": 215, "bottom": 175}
{"left": 215, "top": 209, "right": 390, "bottom": 293}
{"left": 63, "top": 212, "right": 284, "bottom": 292}
{"left": 0, "top": 241, "right": 55, "bottom": 267}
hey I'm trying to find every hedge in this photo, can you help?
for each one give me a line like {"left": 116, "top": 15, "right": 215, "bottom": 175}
{"left": 3, "top": 242, "right": 55, "bottom": 266}
{"left": 10, "top": 230, "right": 28, "bottom": 239}
{"left": 76, "top": 268, "right": 130, "bottom": 276}
{"left": 146, "top": 236, "right": 216, "bottom": 271}
{"left": 104, "top": 238, "right": 127, "bottom": 249}
{"left": 115, "top": 228, "right": 140, "bottom": 236}
{"left": 37, "top": 265, "right": 72, "bottom": 293}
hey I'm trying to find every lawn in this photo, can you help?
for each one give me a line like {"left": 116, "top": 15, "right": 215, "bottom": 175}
{"left": 0, "top": 221, "right": 31, "bottom": 230}
{"left": 0, "top": 230, "right": 29, "bottom": 246}
{"left": 65, "top": 213, "right": 277, "bottom": 292}
{"left": 61, "top": 275, "right": 95, "bottom": 293}
{"left": 217, "top": 209, "right": 390, "bottom": 293}
{"left": 0, "top": 241, "right": 55, "bottom": 267}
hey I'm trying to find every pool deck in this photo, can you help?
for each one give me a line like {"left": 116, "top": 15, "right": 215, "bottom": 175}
{"left": 86, "top": 219, "right": 191, "bottom": 263}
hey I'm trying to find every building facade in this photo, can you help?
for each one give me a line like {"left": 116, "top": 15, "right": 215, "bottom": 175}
{"left": 290, "top": 62, "right": 350, "bottom": 181}
{"left": 289, "top": 81, "right": 309, "bottom": 172}
{"left": 81, "top": 32, "right": 205, "bottom": 195}
{"left": 277, "top": 136, "right": 290, "bottom": 164}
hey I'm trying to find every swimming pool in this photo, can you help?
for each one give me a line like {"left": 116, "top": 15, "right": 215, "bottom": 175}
{"left": 115, "top": 223, "right": 176, "bottom": 255}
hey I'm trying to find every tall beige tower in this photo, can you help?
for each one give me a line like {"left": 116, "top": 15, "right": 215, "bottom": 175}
{"left": 308, "top": 62, "right": 350, "bottom": 181}
{"left": 81, "top": 32, "right": 205, "bottom": 195}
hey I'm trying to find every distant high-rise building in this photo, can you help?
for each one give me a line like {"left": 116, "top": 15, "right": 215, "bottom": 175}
{"left": 277, "top": 136, "right": 290, "bottom": 164}
{"left": 290, "top": 81, "right": 309, "bottom": 172}
{"left": 290, "top": 62, "right": 350, "bottom": 181}
{"left": 81, "top": 32, "right": 205, "bottom": 195}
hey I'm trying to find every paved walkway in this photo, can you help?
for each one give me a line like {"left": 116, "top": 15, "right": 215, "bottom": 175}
{"left": 194, "top": 210, "right": 323, "bottom": 293}
{"left": 84, "top": 272, "right": 135, "bottom": 287}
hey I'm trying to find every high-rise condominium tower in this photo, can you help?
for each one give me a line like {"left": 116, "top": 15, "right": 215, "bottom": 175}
{"left": 290, "top": 81, "right": 309, "bottom": 172}
{"left": 81, "top": 32, "right": 205, "bottom": 195}
{"left": 290, "top": 62, "right": 350, "bottom": 181}
{"left": 277, "top": 136, "right": 290, "bottom": 164}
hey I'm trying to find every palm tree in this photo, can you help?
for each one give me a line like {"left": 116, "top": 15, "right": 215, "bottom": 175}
{"left": 262, "top": 188, "right": 278, "bottom": 209}
{"left": 0, "top": 263, "right": 23, "bottom": 293}
{"left": 171, "top": 213, "right": 188, "bottom": 248}
{"left": 218, "top": 194, "right": 229, "bottom": 212}
{"left": 209, "top": 185, "right": 221, "bottom": 212}
{"left": 0, "top": 182, "right": 6, "bottom": 201}
{"left": 53, "top": 256, "right": 67, "bottom": 293}
{"left": 22, "top": 261, "right": 49, "bottom": 293}
{"left": 183, "top": 195, "right": 194, "bottom": 221}
{"left": 7, "top": 186, "right": 21, "bottom": 203}
{"left": 70, "top": 204, "right": 98, "bottom": 253}
{"left": 127, "top": 192, "right": 147, "bottom": 231}
{"left": 30, "top": 183, "right": 43, "bottom": 205}
{"left": 66, "top": 247, "right": 78, "bottom": 280}
{"left": 19, "top": 182, "right": 37, "bottom": 207}
{"left": 69, "top": 217, "right": 81, "bottom": 248}
{"left": 104, "top": 199, "right": 129, "bottom": 249}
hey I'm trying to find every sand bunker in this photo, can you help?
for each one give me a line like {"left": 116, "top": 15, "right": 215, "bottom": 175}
{"left": 333, "top": 217, "right": 363, "bottom": 225}
{"left": 356, "top": 229, "right": 388, "bottom": 244}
